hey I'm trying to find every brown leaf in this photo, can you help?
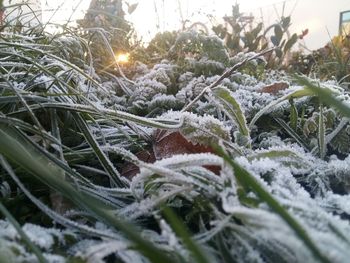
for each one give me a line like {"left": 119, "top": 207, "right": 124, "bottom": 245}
{"left": 121, "top": 130, "right": 222, "bottom": 179}
{"left": 153, "top": 130, "right": 214, "bottom": 159}
{"left": 121, "top": 150, "right": 156, "bottom": 179}
{"left": 153, "top": 130, "right": 220, "bottom": 174}
{"left": 260, "top": 82, "right": 289, "bottom": 95}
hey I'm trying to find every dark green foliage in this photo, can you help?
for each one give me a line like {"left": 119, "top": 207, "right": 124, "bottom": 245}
{"left": 212, "top": 4, "right": 299, "bottom": 68}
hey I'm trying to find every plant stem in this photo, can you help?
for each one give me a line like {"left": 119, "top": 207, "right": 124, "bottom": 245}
{"left": 181, "top": 48, "right": 275, "bottom": 112}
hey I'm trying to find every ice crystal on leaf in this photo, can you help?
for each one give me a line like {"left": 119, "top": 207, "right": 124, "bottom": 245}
{"left": 0, "top": 220, "right": 66, "bottom": 263}
{"left": 4, "top": 20, "right": 350, "bottom": 263}
{"left": 160, "top": 110, "right": 231, "bottom": 145}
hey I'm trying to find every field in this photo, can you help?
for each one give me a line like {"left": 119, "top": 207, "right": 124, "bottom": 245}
{"left": 0, "top": 2, "right": 350, "bottom": 263}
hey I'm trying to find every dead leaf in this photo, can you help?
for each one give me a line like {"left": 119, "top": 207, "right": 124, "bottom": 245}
{"left": 121, "top": 150, "right": 156, "bottom": 179}
{"left": 153, "top": 130, "right": 220, "bottom": 174}
{"left": 153, "top": 130, "right": 214, "bottom": 159}
{"left": 260, "top": 82, "right": 289, "bottom": 95}
{"left": 121, "top": 130, "right": 221, "bottom": 179}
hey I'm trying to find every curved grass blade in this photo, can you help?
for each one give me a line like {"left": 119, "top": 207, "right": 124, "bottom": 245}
{"left": 274, "top": 117, "right": 310, "bottom": 151}
{"left": 0, "top": 42, "right": 108, "bottom": 93}
{"left": 0, "top": 50, "right": 89, "bottom": 98}
{"left": 250, "top": 87, "right": 313, "bottom": 128}
{"left": 0, "top": 124, "right": 179, "bottom": 263}
{"left": 0, "top": 199, "right": 47, "bottom": 263}
{"left": 214, "top": 145, "right": 331, "bottom": 263}
{"left": 0, "top": 115, "right": 62, "bottom": 146}
{"left": 215, "top": 233, "right": 236, "bottom": 263}
{"left": 72, "top": 112, "right": 127, "bottom": 187}
{"left": 289, "top": 98, "right": 298, "bottom": 131}
{"left": 326, "top": 117, "right": 349, "bottom": 144}
{"left": 294, "top": 75, "right": 350, "bottom": 118}
{"left": 0, "top": 156, "right": 121, "bottom": 239}
{"left": 163, "top": 206, "right": 211, "bottom": 263}
{"left": 3, "top": 75, "right": 48, "bottom": 146}
{"left": 0, "top": 95, "right": 51, "bottom": 105}
{"left": 9, "top": 102, "right": 183, "bottom": 129}
{"left": 318, "top": 103, "right": 326, "bottom": 159}
{"left": 247, "top": 149, "right": 310, "bottom": 169}
{"left": 212, "top": 86, "right": 250, "bottom": 147}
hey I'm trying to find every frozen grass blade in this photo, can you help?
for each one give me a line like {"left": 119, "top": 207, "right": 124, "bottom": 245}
{"left": 2, "top": 76, "right": 48, "bottom": 145}
{"left": 182, "top": 48, "right": 275, "bottom": 112}
{"left": 212, "top": 86, "right": 250, "bottom": 147}
{"left": 0, "top": 42, "right": 108, "bottom": 92}
{"left": 247, "top": 149, "right": 310, "bottom": 169}
{"left": 0, "top": 124, "right": 179, "bottom": 263}
{"left": 72, "top": 112, "right": 126, "bottom": 187}
{"left": 289, "top": 98, "right": 298, "bottom": 131}
{"left": 318, "top": 103, "right": 326, "bottom": 159}
{"left": 163, "top": 206, "right": 211, "bottom": 263}
{"left": 294, "top": 75, "right": 350, "bottom": 118}
{"left": 0, "top": 51, "right": 82, "bottom": 97}
{"left": 0, "top": 124, "right": 113, "bottom": 209}
{"left": 0, "top": 95, "right": 51, "bottom": 104}
{"left": 274, "top": 117, "right": 310, "bottom": 151}
{"left": 250, "top": 87, "right": 313, "bottom": 128}
{"left": 0, "top": 115, "right": 61, "bottom": 146}
{"left": 0, "top": 156, "right": 119, "bottom": 239}
{"left": 215, "top": 233, "right": 236, "bottom": 263}
{"left": 0, "top": 198, "right": 47, "bottom": 263}
{"left": 215, "top": 145, "right": 331, "bottom": 263}
{"left": 9, "top": 102, "right": 183, "bottom": 129}
{"left": 326, "top": 117, "right": 349, "bottom": 144}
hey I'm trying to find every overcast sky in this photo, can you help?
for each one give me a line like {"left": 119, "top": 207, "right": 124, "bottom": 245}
{"left": 41, "top": 0, "right": 350, "bottom": 50}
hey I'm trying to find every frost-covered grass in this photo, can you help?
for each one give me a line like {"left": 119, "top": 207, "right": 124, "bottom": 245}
{"left": 1, "top": 11, "right": 350, "bottom": 263}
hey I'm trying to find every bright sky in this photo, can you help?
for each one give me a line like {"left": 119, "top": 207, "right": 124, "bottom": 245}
{"left": 41, "top": 0, "right": 350, "bottom": 50}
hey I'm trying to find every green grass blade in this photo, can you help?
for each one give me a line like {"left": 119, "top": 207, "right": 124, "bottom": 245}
{"left": 318, "top": 103, "right": 326, "bottom": 159}
{"left": 163, "top": 206, "right": 211, "bottom": 263}
{"left": 0, "top": 124, "right": 178, "bottom": 263}
{"left": 0, "top": 115, "right": 61, "bottom": 146}
{"left": 0, "top": 50, "right": 85, "bottom": 98}
{"left": 0, "top": 156, "right": 119, "bottom": 239}
{"left": 289, "top": 98, "right": 298, "bottom": 131}
{"left": 274, "top": 117, "right": 310, "bottom": 151}
{"left": 294, "top": 75, "right": 350, "bottom": 118}
{"left": 0, "top": 42, "right": 108, "bottom": 93}
{"left": 250, "top": 87, "right": 313, "bottom": 128}
{"left": 72, "top": 112, "right": 127, "bottom": 187}
{"left": 0, "top": 196, "right": 47, "bottom": 263}
{"left": 215, "top": 233, "right": 237, "bottom": 263}
{"left": 0, "top": 95, "right": 51, "bottom": 104}
{"left": 9, "top": 102, "right": 183, "bottom": 129}
{"left": 247, "top": 149, "right": 310, "bottom": 169}
{"left": 212, "top": 86, "right": 250, "bottom": 147}
{"left": 215, "top": 145, "right": 331, "bottom": 263}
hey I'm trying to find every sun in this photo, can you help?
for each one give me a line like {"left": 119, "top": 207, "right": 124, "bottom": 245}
{"left": 115, "top": 53, "right": 130, "bottom": 64}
